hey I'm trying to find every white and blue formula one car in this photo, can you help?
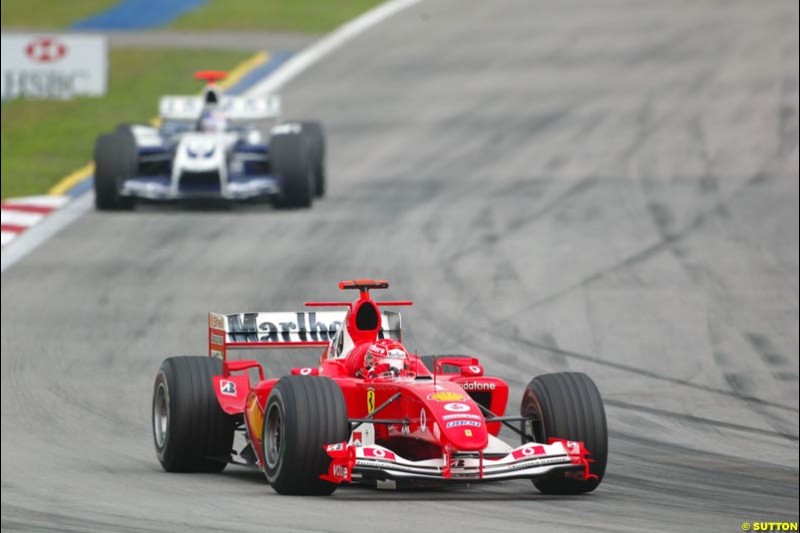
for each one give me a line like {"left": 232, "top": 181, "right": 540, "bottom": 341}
{"left": 93, "top": 71, "right": 325, "bottom": 210}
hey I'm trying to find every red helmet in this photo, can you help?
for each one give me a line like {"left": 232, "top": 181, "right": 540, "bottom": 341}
{"left": 362, "top": 339, "right": 411, "bottom": 379}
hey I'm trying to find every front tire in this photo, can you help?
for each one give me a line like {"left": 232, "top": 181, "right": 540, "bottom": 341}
{"left": 263, "top": 375, "right": 349, "bottom": 495}
{"left": 152, "top": 356, "right": 236, "bottom": 472}
{"left": 520, "top": 372, "right": 607, "bottom": 494}
{"left": 272, "top": 125, "right": 314, "bottom": 208}
{"left": 94, "top": 128, "right": 137, "bottom": 210}
{"left": 299, "top": 121, "right": 326, "bottom": 198}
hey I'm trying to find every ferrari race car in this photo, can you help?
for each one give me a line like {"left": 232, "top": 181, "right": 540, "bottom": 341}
{"left": 151, "top": 280, "right": 608, "bottom": 495}
{"left": 93, "top": 70, "right": 325, "bottom": 210}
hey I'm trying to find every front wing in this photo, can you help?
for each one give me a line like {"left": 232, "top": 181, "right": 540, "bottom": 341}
{"left": 120, "top": 174, "right": 280, "bottom": 201}
{"left": 322, "top": 438, "right": 595, "bottom": 484}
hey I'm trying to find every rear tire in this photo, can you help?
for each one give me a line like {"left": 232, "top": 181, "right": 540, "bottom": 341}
{"left": 94, "top": 128, "right": 137, "bottom": 210}
{"left": 263, "top": 375, "right": 349, "bottom": 495}
{"left": 520, "top": 372, "right": 607, "bottom": 494}
{"left": 152, "top": 356, "right": 236, "bottom": 472}
{"left": 272, "top": 125, "right": 314, "bottom": 208}
{"left": 299, "top": 121, "right": 326, "bottom": 198}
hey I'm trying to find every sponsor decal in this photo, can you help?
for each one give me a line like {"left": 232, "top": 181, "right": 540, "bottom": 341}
{"left": 2, "top": 34, "right": 107, "bottom": 100}
{"left": 363, "top": 447, "right": 396, "bottom": 461}
{"left": 442, "top": 413, "right": 482, "bottom": 421}
{"left": 352, "top": 432, "right": 363, "bottom": 447}
{"left": 468, "top": 365, "right": 482, "bottom": 374}
{"left": 210, "top": 349, "right": 224, "bottom": 360}
{"left": 356, "top": 460, "right": 434, "bottom": 474}
{"left": 368, "top": 343, "right": 387, "bottom": 356}
{"left": 326, "top": 443, "right": 345, "bottom": 452}
{"left": 332, "top": 465, "right": 348, "bottom": 478}
{"left": 562, "top": 440, "right": 581, "bottom": 453}
{"left": 387, "top": 348, "right": 405, "bottom": 359}
{"left": 26, "top": 38, "right": 68, "bottom": 64}
{"left": 245, "top": 394, "right": 263, "bottom": 441}
{"left": 209, "top": 314, "right": 225, "bottom": 329}
{"left": 460, "top": 381, "right": 496, "bottom": 391}
{"left": 226, "top": 312, "right": 342, "bottom": 343}
{"left": 427, "top": 391, "right": 467, "bottom": 402}
{"left": 219, "top": 380, "right": 237, "bottom": 397}
{"left": 210, "top": 333, "right": 224, "bottom": 346}
{"left": 443, "top": 402, "right": 471, "bottom": 413}
{"left": 445, "top": 420, "right": 482, "bottom": 429}
{"left": 299, "top": 367, "right": 314, "bottom": 375}
{"left": 511, "top": 444, "right": 546, "bottom": 460}
{"left": 433, "top": 422, "right": 441, "bottom": 440}
{"left": 271, "top": 123, "right": 302, "bottom": 135}
{"left": 367, "top": 388, "right": 376, "bottom": 413}
{"left": 419, "top": 408, "right": 427, "bottom": 432}
{"left": 465, "top": 429, "right": 473, "bottom": 437}
{"left": 507, "top": 456, "right": 568, "bottom": 470}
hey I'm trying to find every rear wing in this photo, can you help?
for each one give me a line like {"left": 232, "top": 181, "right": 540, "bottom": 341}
{"left": 208, "top": 311, "right": 401, "bottom": 359}
{"left": 159, "top": 94, "right": 281, "bottom": 121}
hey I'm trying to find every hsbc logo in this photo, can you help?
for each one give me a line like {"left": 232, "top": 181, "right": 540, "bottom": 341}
{"left": 26, "top": 38, "right": 68, "bottom": 63}
{"left": 3, "top": 34, "right": 107, "bottom": 100}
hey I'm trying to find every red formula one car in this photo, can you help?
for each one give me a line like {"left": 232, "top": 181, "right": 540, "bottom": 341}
{"left": 151, "top": 280, "right": 608, "bottom": 495}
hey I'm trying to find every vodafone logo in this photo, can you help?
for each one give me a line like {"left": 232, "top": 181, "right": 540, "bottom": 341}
{"left": 363, "top": 447, "right": 396, "bottom": 461}
{"left": 25, "top": 38, "right": 68, "bottom": 63}
{"left": 512, "top": 444, "right": 545, "bottom": 460}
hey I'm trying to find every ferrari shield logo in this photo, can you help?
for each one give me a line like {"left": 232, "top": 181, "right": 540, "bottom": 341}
{"left": 367, "top": 388, "right": 376, "bottom": 413}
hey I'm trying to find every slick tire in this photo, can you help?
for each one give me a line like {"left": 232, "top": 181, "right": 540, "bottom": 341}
{"left": 272, "top": 125, "right": 314, "bottom": 208}
{"left": 152, "top": 356, "right": 236, "bottom": 473}
{"left": 263, "top": 375, "right": 349, "bottom": 495}
{"left": 299, "top": 121, "right": 326, "bottom": 198}
{"left": 93, "top": 128, "right": 137, "bottom": 210}
{"left": 520, "top": 372, "right": 607, "bottom": 494}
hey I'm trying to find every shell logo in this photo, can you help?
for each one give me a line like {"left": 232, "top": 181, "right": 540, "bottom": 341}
{"left": 427, "top": 391, "right": 467, "bottom": 402}
{"left": 25, "top": 38, "right": 68, "bottom": 64}
{"left": 246, "top": 395, "right": 264, "bottom": 441}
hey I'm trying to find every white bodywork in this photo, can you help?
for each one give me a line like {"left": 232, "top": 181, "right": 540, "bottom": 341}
{"left": 159, "top": 94, "right": 281, "bottom": 122}
{"left": 169, "top": 132, "right": 238, "bottom": 194}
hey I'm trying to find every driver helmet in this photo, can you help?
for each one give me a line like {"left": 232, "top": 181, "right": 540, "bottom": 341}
{"left": 362, "top": 339, "right": 411, "bottom": 379}
{"left": 199, "top": 107, "right": 227, "bottom": 133}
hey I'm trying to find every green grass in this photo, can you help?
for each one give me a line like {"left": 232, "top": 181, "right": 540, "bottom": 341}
{"left": 173, "top": 0, "right": 383, "bottom": 33}
{"left": 1, "top": 0, "right": 116, "bottom": 27}
{"left": 1, "top": 48, "right": 250, "bottom": 199}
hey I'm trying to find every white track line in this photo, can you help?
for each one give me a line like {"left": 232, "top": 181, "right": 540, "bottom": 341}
{"left": 1, "top": 193, "right": 94, "bottom": 272}
{"left": 3, "top": 195, "right": 69, "bottom": 208}
{"left": 1, "top": 210, "right": 46, "bottom": 227}
{"left": 0, "top": 0, "right": 422, "bottom": 274}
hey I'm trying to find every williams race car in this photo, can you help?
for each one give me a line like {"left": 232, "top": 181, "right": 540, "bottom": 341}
{"left": 94, "top": 70, "right": 325, "bottom": 210}
{"left": 151, "top": 280, "right": 607, "bottom": 495}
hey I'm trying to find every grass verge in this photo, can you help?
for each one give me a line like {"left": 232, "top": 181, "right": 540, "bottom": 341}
{"left": 172, "top": 0, "right": 383, "bottom": 33}
{"left": 1, "top": 0, "right": 116, "bottom": 27}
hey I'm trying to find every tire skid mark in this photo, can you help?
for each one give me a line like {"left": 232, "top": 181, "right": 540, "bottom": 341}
{"left": 606, "top": 399, "right": 798, "bottom": 442}
{"left": 506, "top": 334, "right": 798, "bottom": 413}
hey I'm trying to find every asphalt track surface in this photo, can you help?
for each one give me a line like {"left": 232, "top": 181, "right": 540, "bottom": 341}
{"left": 2, "top": 0, "right": 798, "bottom": 531}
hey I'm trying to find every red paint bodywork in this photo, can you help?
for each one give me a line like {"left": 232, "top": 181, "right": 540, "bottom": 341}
{"left": 211, "top": 280, "right": 510, "bottom": 468}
